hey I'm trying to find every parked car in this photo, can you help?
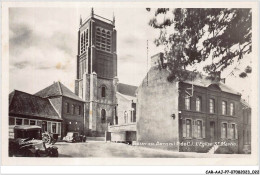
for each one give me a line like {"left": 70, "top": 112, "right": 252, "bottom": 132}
{"left": 9, "top": 125, "right": 58, "bottom": 157}
{"left": 63, "top": 132, "right": 86, "bottom": 143}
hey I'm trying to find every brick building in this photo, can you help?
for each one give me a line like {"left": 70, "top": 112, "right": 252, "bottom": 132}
{"left": 35, "top": 81, "right": 85, "bottom": 138}
{"left": 9, "top": 90, "right": 62, "bottom": 136}
{"left": 136, "top": 53, "right": 251, "bottom": 153}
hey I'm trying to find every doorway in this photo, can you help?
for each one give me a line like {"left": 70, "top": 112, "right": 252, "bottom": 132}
{"left": 210, "top": 121, "right": 215, "bottom": 142}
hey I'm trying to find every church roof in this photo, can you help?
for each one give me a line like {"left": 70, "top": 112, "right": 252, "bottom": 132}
{"left": 117, "top": 83, "right": 137, "bottom": 97}
{"left": 35, "top": 81, "right": 84, "bottom": 102}
{"left": 9, "top": 90, "right": 62, "bottom": 121}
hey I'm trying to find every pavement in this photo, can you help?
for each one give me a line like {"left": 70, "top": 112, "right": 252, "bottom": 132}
{"left": 55, "top": 141, "right": 251, "bottom": 158}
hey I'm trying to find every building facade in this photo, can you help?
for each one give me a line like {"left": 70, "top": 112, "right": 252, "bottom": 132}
{"left": 34, "top": 81, "right": 85, "bottom": 138}
{"left": 136, "top": 53, "right": 250, "bottom": 153}
{"left": 108, "top": 83, "right": 137, "bottom": 142}
{"left": 9, "top": 90, "right": 63, "bottom": 137}
{"left": 74, "top": 9, "right": 118, "bottom": 136}
{"left": 239, "top": 100, "right": 251, "bottom": 153}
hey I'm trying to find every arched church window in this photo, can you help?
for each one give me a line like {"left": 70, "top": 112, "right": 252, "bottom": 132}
{"left": 101, "top": 86, "right": 106, "bottom": 97}
{"left": 101, "top": 109, "right": 106, "bottom": 123}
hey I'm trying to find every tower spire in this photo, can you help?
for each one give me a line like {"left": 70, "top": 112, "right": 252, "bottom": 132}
{"left": 91, "top": 7, "right": 94, "bottom": 17}
{"left": 112, "top": 12, "right": 115, "bottom": 25}
{"left": 79, "top": 15, "right": 82, "bottom": 26}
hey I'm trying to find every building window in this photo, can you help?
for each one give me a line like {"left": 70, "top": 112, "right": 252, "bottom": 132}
{"left": 42, "top": 121, "right": 47, "bottom": 132}
{"left": 209, "top": 98, "right": 215, "bottom": 113}
{"left": 124, "top": 111, "right": 128, "bottom": 123}
{"left": 24, "top": 119, "right": 29, "bottom": 125}
{"left": 221, "top": 123, "right": 227, "bottom": 139}
{"left": 96, "top": 27, "right": 111, "bottom": 52}
{"left": 185, "top": 96, "right": 191, "bottom": 110}
{"left": 101, "top": 109, "right": 106, "bottom": 123}
{"left": 197, "top": 120, "right": 202, "bottom": 138}
{"left": 78, "top": 106, "right": 81, "bottom": 115}
{"left": 222, "top": 101, "right": 227, "bottom": 115}
{"left": 231, "top": 124, "right": 236, "bottom": 139}
{"left": 230, "top": 103, "right": 234, "bottom": 116}
{"left": 196, "top": 97, "right": 201, "bottom": 112}
{"left": 66, "top": 102, "right": 70, "bottom": 113}
{"left": 115, "top": 116, "right": 118, "bottom": 125}
{"left": 80, "top": 29, "right": 88, "bottom": 54}
{"left": 52, "top": 123, "right": 57, "bottom": 133}
{"left": 16, "top": 118, "right": 23, "bottom": 125}
{"left": 72, "top": 105, "right": 75, "bottom": 114}
{"left": 186, "top": 119, "right": 192, "bottom": 138}
{"left": 29, "top": 120, "right": 36, "bottom": 125}
{"left": 243, "top": 130, "right": 246, "bottom": 144}
{"left": 9, "top": 117, "right": 15, "bottom": 125}
{"left": 101, "top": 86, "right": 106, "bottom": 97}
{"left": 244, "top": 111, "right": 248, "bottom": 124}
{"left": 247, "top": 130, "right": 250, "bottom": 144}
{"left": 132, "top": 103, "right": 136, "bottom": 122}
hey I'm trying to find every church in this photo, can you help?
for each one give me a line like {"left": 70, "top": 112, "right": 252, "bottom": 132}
{"left": 74, "top": 8, "right": 137, "bottom": 137}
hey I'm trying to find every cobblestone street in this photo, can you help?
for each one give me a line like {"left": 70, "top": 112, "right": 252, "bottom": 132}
{"left": 56, "top": 141, "right": 251, "bottom": 158}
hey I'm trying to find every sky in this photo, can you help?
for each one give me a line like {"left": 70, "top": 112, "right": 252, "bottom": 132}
{"left": 9, "top": 7, "right": 252, "bottom": 103}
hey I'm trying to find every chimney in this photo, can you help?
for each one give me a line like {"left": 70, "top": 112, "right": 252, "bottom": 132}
{"left": 151, "top": 52, "right": 165, "bottom": 69}
{"left": 220, "top": 78, "right": 226, "bottom": 84}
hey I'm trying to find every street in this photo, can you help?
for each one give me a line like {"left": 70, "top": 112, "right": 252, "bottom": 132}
{"left": 56, "top": 141, "right": 251, "bottom": 158}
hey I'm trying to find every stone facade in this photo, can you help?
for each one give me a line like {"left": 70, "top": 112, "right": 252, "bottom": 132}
{"left": 75, "top": 10, "right": 117, "bottom": 136}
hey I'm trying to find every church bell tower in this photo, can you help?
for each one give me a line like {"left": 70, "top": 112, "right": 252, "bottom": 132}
{"left": 75, "top": 8, "right": 118, "bottom": 136}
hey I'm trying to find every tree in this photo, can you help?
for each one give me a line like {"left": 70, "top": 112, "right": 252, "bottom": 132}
{"left": 147, "top": 8, "right": 252, "bottom": 81}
